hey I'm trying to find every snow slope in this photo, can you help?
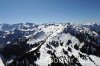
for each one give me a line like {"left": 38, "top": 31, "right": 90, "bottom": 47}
{"left": 0, "top": 57, "right": 4, "bottom": 66}
{"left": 0, "top": 23, "right": 100, "bottom": 66}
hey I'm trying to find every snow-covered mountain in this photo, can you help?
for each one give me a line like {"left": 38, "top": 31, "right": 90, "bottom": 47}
{"left": 0, "top": 23, "right": 100, "bottom": 66}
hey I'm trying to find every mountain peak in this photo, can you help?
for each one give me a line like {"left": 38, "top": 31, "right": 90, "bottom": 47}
{"left": 0, "top": 23, "right": 100, "bottom": 66}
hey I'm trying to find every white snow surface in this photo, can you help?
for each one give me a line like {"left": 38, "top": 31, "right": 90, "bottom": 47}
{"left": 0, "top": 23, "right": 100, "bottom": 66}
{"left": 0, "top": 57, "right": 4, "bottom": 66}
{"left": 33, "top": 24, "right": 100, "bottom": 66}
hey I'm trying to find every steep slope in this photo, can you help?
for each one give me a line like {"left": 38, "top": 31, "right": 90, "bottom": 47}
{"left": 0, "top": 23, "right": 100, "bottom": 66}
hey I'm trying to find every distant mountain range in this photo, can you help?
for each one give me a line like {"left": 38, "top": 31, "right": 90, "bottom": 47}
{"left": 0, "top": 22, "right": 100, "bottom": 66}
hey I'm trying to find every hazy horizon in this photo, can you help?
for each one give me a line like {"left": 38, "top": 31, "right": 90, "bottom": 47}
{"left": 0, "top": 0, "right": 100, "bottom": 24}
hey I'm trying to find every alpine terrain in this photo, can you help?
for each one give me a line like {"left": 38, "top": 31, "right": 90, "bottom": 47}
{"left": 0, "top": 22, "right": 100, "bottom": 66}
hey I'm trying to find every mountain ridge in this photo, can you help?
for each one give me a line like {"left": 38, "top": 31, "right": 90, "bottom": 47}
{"left": 0, "top": 22, "right": 100, "bottom": 66}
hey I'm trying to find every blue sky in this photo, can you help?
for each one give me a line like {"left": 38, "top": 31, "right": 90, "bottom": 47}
{"left": 0, "top": 0, "right": 100, "bottom": 24}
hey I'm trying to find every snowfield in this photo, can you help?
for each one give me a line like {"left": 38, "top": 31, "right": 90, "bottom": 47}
{"left": 0, "top": 23, "right": 100, "bottom": 66}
